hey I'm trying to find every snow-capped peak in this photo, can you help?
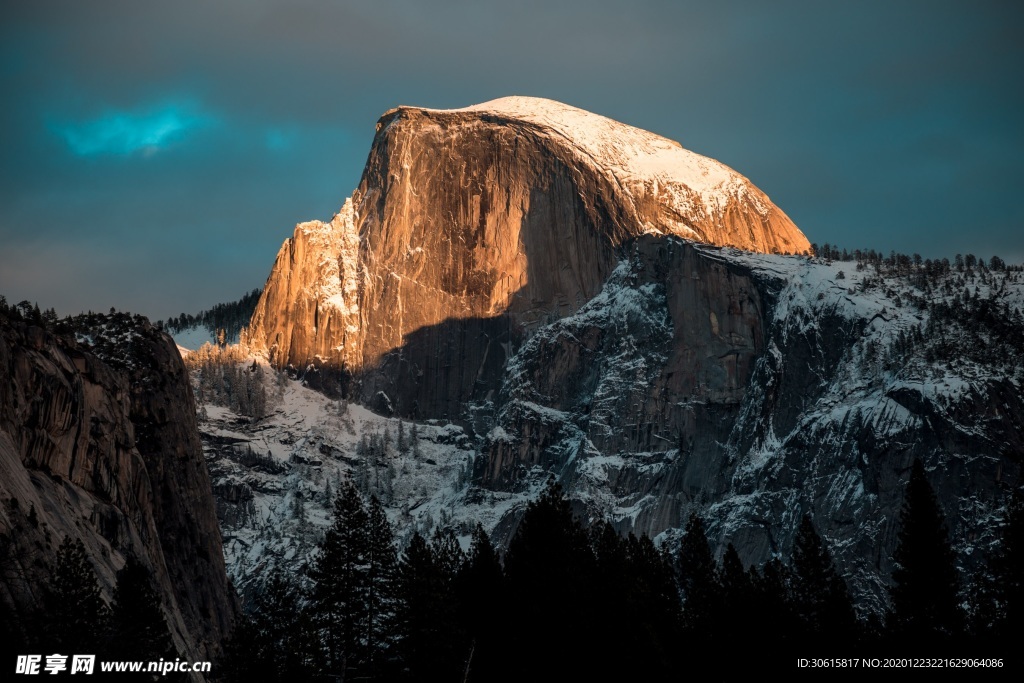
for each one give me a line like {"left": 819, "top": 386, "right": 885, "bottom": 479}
{"left": 410, "top": 96, "right": 760, "bottom": 218}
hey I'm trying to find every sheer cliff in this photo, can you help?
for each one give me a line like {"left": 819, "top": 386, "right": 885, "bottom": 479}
{"left": 248, "top": 97, "right": 809, "bottom": 414}
{"left": 0, "top": 311, "right": 237, "bottom": 660}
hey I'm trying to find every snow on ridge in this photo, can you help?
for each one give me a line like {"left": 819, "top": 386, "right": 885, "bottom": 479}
{"left": 411, "top": 96, "right": 764, "bottom": 218}
{"left": 171, "top": 325, "right": 215, "bottom": 351}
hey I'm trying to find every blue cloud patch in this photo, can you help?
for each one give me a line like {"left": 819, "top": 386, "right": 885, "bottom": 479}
{"left": 52, "top": 103, "right": 212, "bottom": 156}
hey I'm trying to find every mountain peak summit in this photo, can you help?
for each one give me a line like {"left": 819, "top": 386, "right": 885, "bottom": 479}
{"left": 250, "top": 98, "right": 811, "bottom": 406}
{"left": 381, "top": 96, "right": 810, "bottom": 252}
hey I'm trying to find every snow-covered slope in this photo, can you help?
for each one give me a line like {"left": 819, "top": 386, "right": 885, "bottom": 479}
{"left": 476, "top": 240, "right": 1021, "bottom": 609}
{"left": 209, "top": 242, "right": 1023, "bottom": 613}
{"left": 708, "top": 249, "right": 1023, "bottom": 610}
{"left": 423, "top": 96, "right": 784, "bottom": 231}
{"left": 198, "top": 367, "right": 542, "bottom": 602}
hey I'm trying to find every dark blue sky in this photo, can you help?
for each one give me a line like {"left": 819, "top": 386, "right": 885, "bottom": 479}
{"left": 1, "top": 1, "right": 1021, "bottom": 320}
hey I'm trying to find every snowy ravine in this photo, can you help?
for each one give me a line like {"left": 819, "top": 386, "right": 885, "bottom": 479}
{"left": 189, "top": 367, "right": 542, "bottom": 604}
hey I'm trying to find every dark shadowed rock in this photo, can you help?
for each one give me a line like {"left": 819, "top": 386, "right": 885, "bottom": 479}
{"left": 0, "top": 311, "right": 237, "bottom": 661}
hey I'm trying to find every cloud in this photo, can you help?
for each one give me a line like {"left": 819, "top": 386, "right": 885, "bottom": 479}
{"left": 50, "top": 101, "right": 214, "bottom": 157}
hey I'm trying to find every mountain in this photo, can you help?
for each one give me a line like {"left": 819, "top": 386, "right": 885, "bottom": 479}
{"left": 247, "top": 97, "right": 809, "bottom": 413}
{"left": 214, "top": 97, "right": 1022, "bottom": 613}
{"left": 485, "top": 244, "right": 1022, "bottom": 611}
{"left": 0, "top": 309, "right": 237, "bottom": 660}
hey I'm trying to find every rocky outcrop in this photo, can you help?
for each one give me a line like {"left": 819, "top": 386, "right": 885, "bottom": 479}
{"left": 477, "top": 244, "right": 1023, "bottom": 610}
{"left": 248, "top": 97, "right": 809, "bottom": 414}
{"left": 480, "top": 236, "right": 765, "bottom": 495}
{"left": 0, "top": 312, "right": 236, "bottom": 660}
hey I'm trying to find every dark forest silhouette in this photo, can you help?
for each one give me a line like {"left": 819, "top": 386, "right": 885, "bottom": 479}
{"left": 214, "top": 473, "right": 1020, "bottom": 681}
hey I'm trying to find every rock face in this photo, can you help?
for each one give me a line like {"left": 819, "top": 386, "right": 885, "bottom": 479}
{"left": 0, "top": 312, "right": 237, "bottom": 659}
{"left": 218, "top": 233, "right": 1024, "bottom": 615}
{"left": 248, "top": 97, "right": 809, "bottom": 414}
{"left": 478, "top": 242, "right": 1024, "bottom": 610}
{"left": 481, "top": 236, "right": 766, "bottom": 493}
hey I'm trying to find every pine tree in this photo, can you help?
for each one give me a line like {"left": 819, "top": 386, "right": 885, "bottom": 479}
{"left": 109, "top": 556, "right": 179, "bottom": 666}
{"left": 218, "top": 615, "right": 264, "bottom": 683}
{"left": 719, "top": 543, "right": 755, "bottom": 636}
{"left": 355, "top": 436, "right": 372, "bottom": 495}
{"left": 994, "top": 490, "right": 1024, "bottom": 638}
{"left": 396, "top": 420, "right": 407, "bottom": 453}
{"left": 46, "top": 538, "right": 110, "bottom": 654}
{"left": 365, "top": 495, "right": 399, "bottom": 678}
{"left": 589, "top": 522, "right": 636, "bottom": 680}
{"left": 219, "top": 570, "right": 317, "bottom": 682}
{"left": 676, "top": 512, "right": 721, "bottom": 639}
{"left": 503, "top": 481, "right": 598, "bottom": 679}
{"left": 977, "top": 489, "right": 1024, "bottom": 641}
{"left": 455, "top": 524, "right": 504, "bottom": 681}
{"left": 257, "top": 570, "right": 318, "bottom": 679}
{"left": 430, "top": 528, "right": 465, "bottom": 580}
{"left": 789, "top": 515, "right": 856, "bottom": 639}
{"left": 410, "top": 422, "right": 421, "bottom": 458}
{"left": 748, "top": 558, "right": 797, "bottom": 644}
{"left": 308, "top": 480, "right": 370, "bottom": 677}
{"left": 395, "top": 532, "right": 461, "bottom": 682}
{"left": 888, "top": 460, "right": 963, "bottom": 641}
{"left": 623, "top": 532, "right": 681, "bottom": 676}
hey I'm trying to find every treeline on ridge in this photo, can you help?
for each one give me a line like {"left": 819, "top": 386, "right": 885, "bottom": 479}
{"left": 806, "top": 244, "right": 1024, "bottom": 375}
{"left": 157, "top": 288, "right": 262, "bottom": 342}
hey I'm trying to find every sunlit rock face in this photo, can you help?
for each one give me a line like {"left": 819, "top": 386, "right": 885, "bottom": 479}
{"left": 248, "top": 97, "right": 809, "bottom": 415}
